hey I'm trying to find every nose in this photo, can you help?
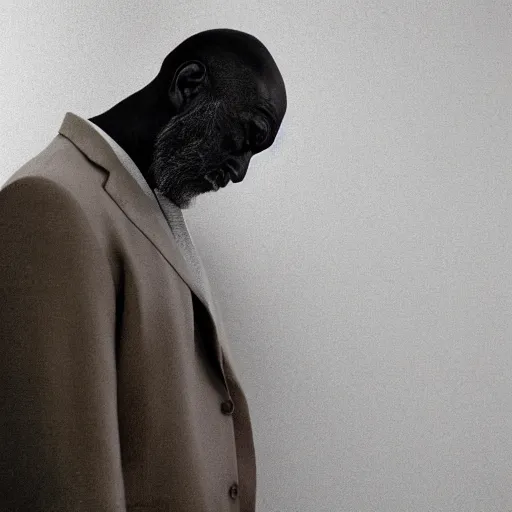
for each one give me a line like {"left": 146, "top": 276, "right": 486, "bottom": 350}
{"left": 226, "top": 151, "right": 252, "bottom": 184}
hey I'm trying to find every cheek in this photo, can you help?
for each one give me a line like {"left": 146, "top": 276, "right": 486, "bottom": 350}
{"left": 219, "top": 127, "right": 245, "bottom": 155}
{"left": 215, "top": 110, "right": 245, "bottom": 153}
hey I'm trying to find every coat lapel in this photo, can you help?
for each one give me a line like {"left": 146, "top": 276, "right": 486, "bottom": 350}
{"left": 57, "top": 112, "right": 232, "bottom": 392}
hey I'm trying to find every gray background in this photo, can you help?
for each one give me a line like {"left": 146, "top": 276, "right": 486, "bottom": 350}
{"left": 2, "top": 1, "right": 512, "bottom": 510}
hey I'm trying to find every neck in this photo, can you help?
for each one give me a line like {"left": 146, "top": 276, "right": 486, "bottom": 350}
{"left": 88, "top": 79, "right": 173, "bottom": 189}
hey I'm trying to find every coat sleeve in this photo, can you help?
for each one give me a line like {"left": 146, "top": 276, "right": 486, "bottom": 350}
{"left": 0, "top": 176, "right": 126, "bottom": 511}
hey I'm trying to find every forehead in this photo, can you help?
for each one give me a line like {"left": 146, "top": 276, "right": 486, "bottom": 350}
{"left": 227, "top": 72, "right": 284, "bottom": 126}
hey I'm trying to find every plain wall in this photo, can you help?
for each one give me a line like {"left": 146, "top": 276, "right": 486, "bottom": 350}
{"left": 2, "top": 1, "right": 512, "bottom": 510}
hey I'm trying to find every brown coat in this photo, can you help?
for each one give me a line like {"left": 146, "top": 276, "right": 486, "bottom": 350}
{"left": 0, "top": 112, "right": 256, "bottom": 511}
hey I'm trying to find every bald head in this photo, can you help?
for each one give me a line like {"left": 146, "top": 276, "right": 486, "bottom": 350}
{"left": 89, "top": 29, "right": 287, "bottom": 209}
{"left": 157, "top": 29, "right": 287, "bottom": 121}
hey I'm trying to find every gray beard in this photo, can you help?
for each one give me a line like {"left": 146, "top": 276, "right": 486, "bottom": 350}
{"left": 148, "top": 97, "right": 231, "bottom": 209}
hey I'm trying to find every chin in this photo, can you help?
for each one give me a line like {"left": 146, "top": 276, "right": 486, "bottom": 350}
{"left": 178, "top": 190, "right": 201, "bottom": 210}
{"left": 182, "top": 198, "right": 196, "bottom": 210}
{"left": 163, "top": 179, "right": 211, "bottom": 209}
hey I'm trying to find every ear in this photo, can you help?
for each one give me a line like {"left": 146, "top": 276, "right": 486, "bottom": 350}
{"left": 168, "top": 60, "right": 208, "bottom": 112}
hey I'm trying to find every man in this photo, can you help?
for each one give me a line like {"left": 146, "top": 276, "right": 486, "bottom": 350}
{"left": 0, "top": 28, "right": 287, "bottom": 511}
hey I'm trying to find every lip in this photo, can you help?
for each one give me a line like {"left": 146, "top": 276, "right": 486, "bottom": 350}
{"left": 218, "top": 167, "right": 232, "bottom": 188}
{"left": 205, "top": 167, "right": 233, "bottom": 191}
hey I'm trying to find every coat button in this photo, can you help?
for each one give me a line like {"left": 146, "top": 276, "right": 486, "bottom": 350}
{"left": 221, "top": 399, "right": 234, "bottom": 415}
{"left": 229, "top": 483, "right": 239, "bottom": 500}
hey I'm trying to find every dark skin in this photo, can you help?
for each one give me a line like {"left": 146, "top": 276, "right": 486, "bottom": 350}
{"left": 88, "top": 29, "right": 287, "bottom": 209}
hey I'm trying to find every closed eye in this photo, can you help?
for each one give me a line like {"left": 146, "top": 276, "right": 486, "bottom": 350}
{"left": 250, "top": 119, "right": 270, "bottom": 150}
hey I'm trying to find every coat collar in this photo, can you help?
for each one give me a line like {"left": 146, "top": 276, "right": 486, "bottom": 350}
{"left": 57, "top": 112, "right": 231, "bottom": 392}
